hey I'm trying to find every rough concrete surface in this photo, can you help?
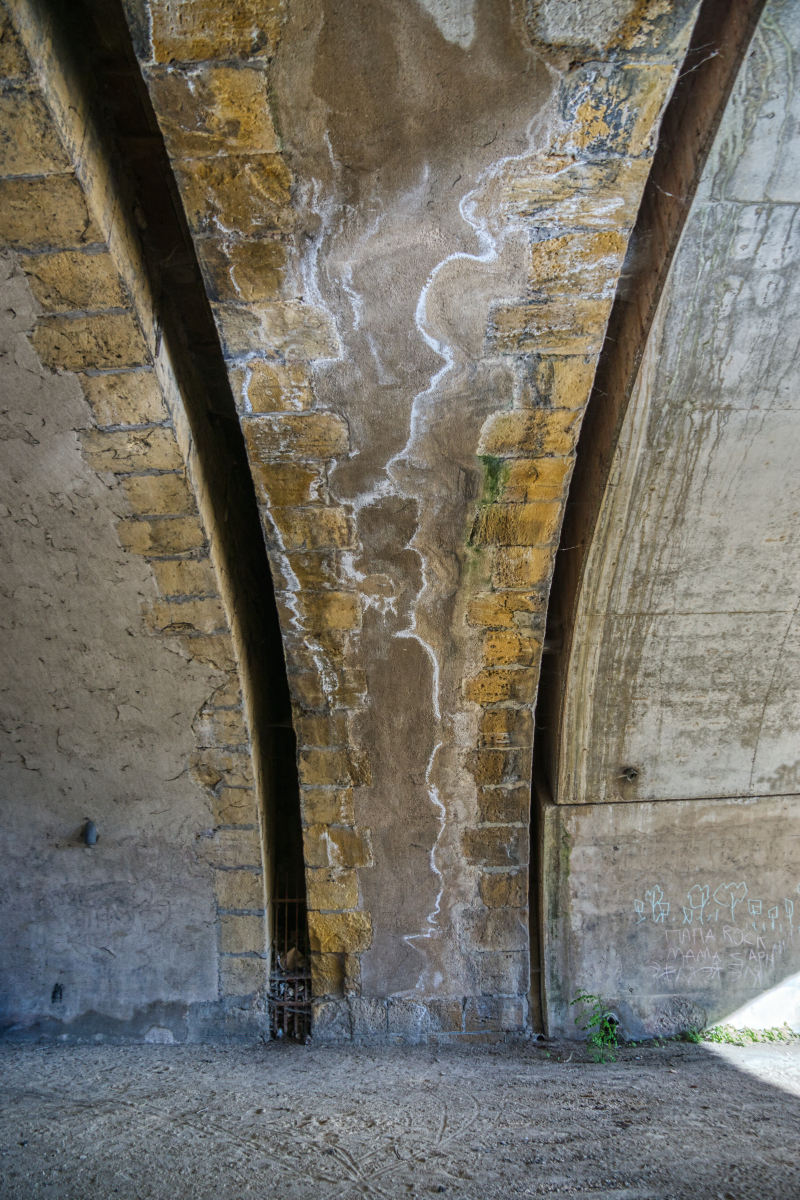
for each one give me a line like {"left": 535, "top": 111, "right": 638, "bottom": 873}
{"left": 543, "top": 797, "right": 800, "bottom": 1039}
{"left": 2, "top": 1041, "right": 800, "bottom": 1198}
{"left": 559, "top": 0, "right": 800, "bottom": 806}
{"left": 0, "top": 250, "right": 222, "bottom": 1025}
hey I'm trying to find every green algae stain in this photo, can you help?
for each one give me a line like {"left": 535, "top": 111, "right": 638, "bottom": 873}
{"left": 478, "top": 454, "right": 509, "bottom": 505}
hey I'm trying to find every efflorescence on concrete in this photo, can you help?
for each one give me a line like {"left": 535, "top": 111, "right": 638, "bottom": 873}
{"left": 115, "top": 0, "right": 703, "bottom": 1041}
{"left": 0, "top": 1, "right": 276, "bottom": 1040}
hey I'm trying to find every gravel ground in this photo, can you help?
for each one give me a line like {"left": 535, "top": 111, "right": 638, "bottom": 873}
{"left": 1, "top": 1039, "right": 799, "bottom": 1199}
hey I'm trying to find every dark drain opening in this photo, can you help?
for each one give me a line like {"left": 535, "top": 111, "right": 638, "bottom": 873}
{"left": 270, "top": 869, "right": 312, "bottom": 1041}
{"left": 268, "top": 728, "right": 311, "bottom": 1041}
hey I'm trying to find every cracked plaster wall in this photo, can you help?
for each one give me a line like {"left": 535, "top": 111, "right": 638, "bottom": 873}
{"left": 122, "top": 0, "right": 702, "bottom": 1040}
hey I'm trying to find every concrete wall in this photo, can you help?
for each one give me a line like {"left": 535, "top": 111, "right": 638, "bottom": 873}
{"left": 546, "top": 0, "right": 800, "bottom": 1037}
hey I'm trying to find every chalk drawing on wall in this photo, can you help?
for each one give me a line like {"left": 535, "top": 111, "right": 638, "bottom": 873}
{"left": 630, "top": 880, "right": 797, "bottom": 990}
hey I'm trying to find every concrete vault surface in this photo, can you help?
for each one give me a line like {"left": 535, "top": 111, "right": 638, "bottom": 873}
{"left": 2, "top": 0, "right": 796, "bottom": 1046}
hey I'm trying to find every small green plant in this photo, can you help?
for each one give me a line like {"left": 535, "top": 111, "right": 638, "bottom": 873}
{"left": 674, "top": 1026, "right": 703, "bottom": 1043}
{"left": 571, "top": 990, "right": 620, "bottom": 1062}
{"left": 702, "top": 1024, "right": 797, "bottom": 1046}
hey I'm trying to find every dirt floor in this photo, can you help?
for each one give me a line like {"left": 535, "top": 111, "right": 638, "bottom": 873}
{"left": 1, "top": 1039, "right": 799, "bottom": 1199}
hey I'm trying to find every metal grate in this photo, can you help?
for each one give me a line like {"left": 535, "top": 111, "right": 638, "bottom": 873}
{"left": 268, "top": 870, "right": 312, "bottom": 1041}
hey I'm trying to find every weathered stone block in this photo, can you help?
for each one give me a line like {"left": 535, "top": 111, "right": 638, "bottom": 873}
{"left": 0, "top": 175, "right": 100, "bottom": 248}
{"left": 117, "top": 516, "right": 206, "bottom": 555}
{"left": 479, "top": 707, "right": 534, "bottom": 748}
{"left": 502, "top": 457, "right": 573, "bottom": 503}
{"left": 332, "top": 667, "right": 368, "bottom": 709}
{"left": 151, "top": 556, "right": 217, "bottom": 598}
{"left": 219, "top": 913, "right": 265, "bottom": 955}
{"left": 244, "top": 411, "right": 349, "bottom": 461}
{"left": 483, "top": 630, "right": 541, "bottom": 667}
{"left": 122, "top": 472, "right": 193, "bottom": 516}
{"left": 302, "top": 591, "right": 360, "bottom": 633}
{"left": 526, "top": 355, "right": 596, "bottom": 411}
{"left": 492, "top": 546, "right": 555, "bottom": 590}
{"left": 209, "top": 671, "right": 242, "bottom": 708}
{"left": 300, "top": 787, "right": 354, "bottom": 827}
{"left": 426, "top": 999, "right": 464, "bottom": 1033}
{"left": 179, "top": 632, "right": 236, "bottom": 672}
{"left": 466, "top": 590, "right": 544, "bottom": 629}
{"left": 288, "top": 670, "right": 325, "bottom": 710}
{"left": 503, "top": 155, "right": 649, "bottom": 231}
{"left": 296, "top": 712, "right": 348, "bottom": 748}
{"left": 310, "top": 953, "right": 345, "bottom": 1000}
{"left": 480, "top": 409, "right": 580, "bottom": 459}
{"left": 252, "top": 461, "right": 325, "bottom": 507}
{"left": 197, "top": 826, "right": 262, "bottom": 869}
{"left": 212, "top": 787, "right": 257, "bottom": 827}
{"left": 198, "top": 237, "right": 286, "bottom": 303}
{"left": 350, "top": 998, "right": 388, "bottom": 1039}
{"left": 82, "top": 427, "right": 182, "bottom": 473}
{"left": 219, "top": 954, "right": 264, "bottom": 997}
{"left": 464, "top": 996, "right": 525, "bottom": 1032}
{"left": 303, "top": 824, "right": 373, "bottom": 869}
{"left": 557, "top": 63, "right": 673, "bottom": 159}
{"left": 387, "top": 999, "right": 430, "bottom": 1042}
{"left": 279, "top": 550, "right": 339, "bottom": 591}
{"left": 343, "top": 953, "right": 360, "bottom": 994}
{"left": 305, "top": 868, "right": 359, "bottom": 912}
{"left": 477, "top": 785, "right": 529, "bottom": 824}
{"left": 268, "top": 508, "right": 354, "bottom": 552}
{"left": 529, "top": 229, "right": 627, "bottom": 298}
{"left": 308, "top": 910, "right": 372, "bottom": 954}
{"left": 463, "top": 668, "right": 537, "bottom": 705}
{"left": 471, "top": 501, "right": 562, "bottom": 547}
{"left": 190, "top": 747, "right": 254, "bottom": 789}
{"left": 0, "top": 87, "right": 70, "bottom": 175}
{"left": 314, "top": 1000, "right": 356, "bottom": 1043}
{"left": 148, "top": 595, "right": 227, "bottom": 636}
{"left": 466, "top": 908, "right": 528, "bottom": 952}
{"left": 148, "top": 0, "right": 283, "bottom": 63}
{"left": 478, "top": 950, "right": 529, "bottom": 996}
{"left": 214, "top": 300, "right": 339, "bottom": 361}
{"left": 22, "top": 250, "right": 127, "bottom": 313}
{"left": 32, "top": 313, "right": 149, "bottom": 371}
{"left": 489, "top": 296, "right": 612, "bottom": 356}
{"left": 214, "top": 868, "right": 263, "bottom": 912}
{"left": 232, "top": 360, "right": 312, "bottom": 413}
{"left": 193, "top": 706, "right": 249, "bottom": 748}
{"left": 462, "top": 826, "right": 529, "bottom": 868}
{"left": 299, "top": 749, "right": 353, "bottom": 788}
{"left": 79, "top": 370, "right": 168, "bottom": 426}
{"left": 147, "top": 64, "right": 278, "bottom": 158}
{"left": 479, "top": 869, "right": 528, "bottom": 909}
{"left": 468, "top": 749, "right": 519, "bottom": 787}
{"left": 175, "top": 154, "right": 292, "bottom": 236}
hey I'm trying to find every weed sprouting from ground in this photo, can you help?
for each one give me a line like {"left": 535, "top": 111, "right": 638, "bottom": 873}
{"left": 571, "top": 990, "right": 620, "bottom": 1062}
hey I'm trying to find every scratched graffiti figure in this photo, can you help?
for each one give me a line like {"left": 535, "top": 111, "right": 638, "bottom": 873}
{"left": 713, "top": 882, "right": 747, "bottom": 923}
{"left": 683, "top": 883, "right": 709, "bottom": 924}
{"left": 645, "top": 886, "right": 670, "bottom": 923}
